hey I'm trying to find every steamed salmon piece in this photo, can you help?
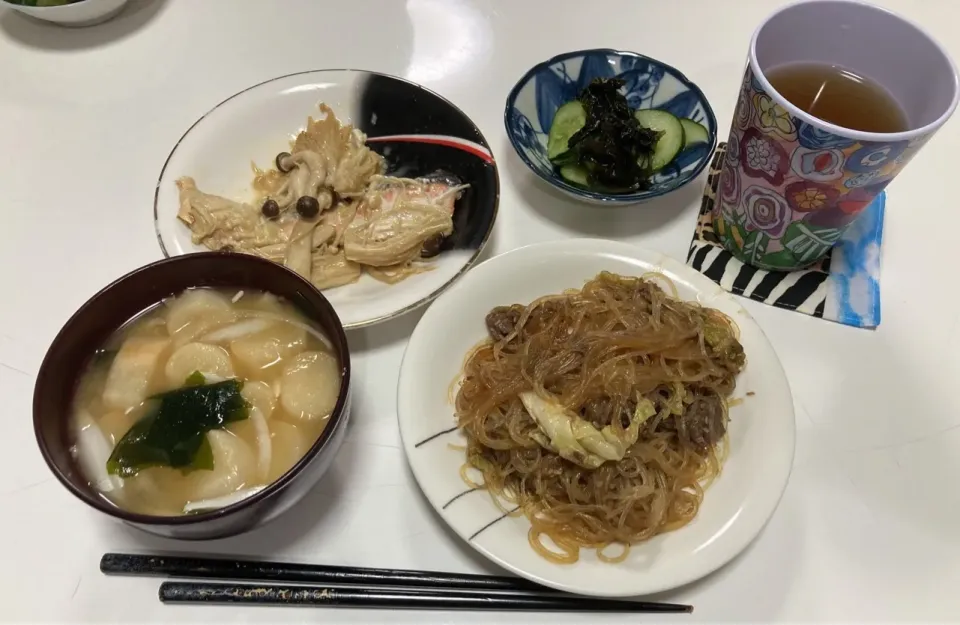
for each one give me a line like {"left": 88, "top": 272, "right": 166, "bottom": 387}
{"left": 377, "top": 181, "right": 459, "bottom": 214}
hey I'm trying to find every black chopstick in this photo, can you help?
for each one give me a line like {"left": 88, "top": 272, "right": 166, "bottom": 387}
{"left": 159, "top": 581, "right": 693, "bottom": 613}
{"left": 101, "top": 552, "right": 546, "bottom": 591}
{"left": 103, "top": 553, "right": 693, "bottom": 614}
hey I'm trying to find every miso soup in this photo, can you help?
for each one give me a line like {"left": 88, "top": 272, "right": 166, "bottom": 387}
{"left": 69, "top": 287, "right": 341, "bottom": 516}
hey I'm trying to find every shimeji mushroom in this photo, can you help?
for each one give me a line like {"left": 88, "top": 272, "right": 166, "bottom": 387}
{"left": 296, "top": 195, "right": 321, "bottom": 219}
{"left": 275, "top": 151, "right": 294, "bottom": 173}
{"left": 260, "top": 198, "right": 280, "bottom": 219}
{"left": 269, "top": 151, "right": 335, "bottom": 213}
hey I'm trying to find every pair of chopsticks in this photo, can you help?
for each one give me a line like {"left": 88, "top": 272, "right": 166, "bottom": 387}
{"left": 101, "top": 553, "right": 692, "bottom": 613}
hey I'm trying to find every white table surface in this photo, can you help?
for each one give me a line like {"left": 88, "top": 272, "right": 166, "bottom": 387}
{"left": 2, "top": 0, "right": 959, "bottom": 622}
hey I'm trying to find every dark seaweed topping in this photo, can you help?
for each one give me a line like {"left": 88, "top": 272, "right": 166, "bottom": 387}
{"left": 557, "top": 78, "right": 660, "bottom": 190}
{"left": 183, "top": 371, "right": 207, "bottom": 387}
{"left": 106, "top": 376, "right": 249, "bottom": 478}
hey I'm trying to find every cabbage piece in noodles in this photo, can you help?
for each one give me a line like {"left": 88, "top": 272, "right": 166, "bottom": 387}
{"left": 518, "top": 391, "right": 656, "bottom": 469}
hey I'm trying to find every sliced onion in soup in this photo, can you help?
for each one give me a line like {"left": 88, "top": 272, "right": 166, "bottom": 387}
{"left": 164, "top": 342, "right": 235, "bottom": 386}
{"left": 201, "top": 318, "right": 275, "bottom": 344}
{"left": 183, "top": 485, "right": 266, "bottom": 514}
{"left": 250, "top": 407, "right": 272, "bottom": 480}
{"left": 73, "top": 410, "right": 124, "bottom": 494}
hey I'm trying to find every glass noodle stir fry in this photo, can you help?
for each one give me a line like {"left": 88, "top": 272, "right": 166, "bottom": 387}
{"left": 455, "top": 272, "right": 746, "bottom": 563}
{"left": 176, "top": 104, "right": 469, "bottom": 290}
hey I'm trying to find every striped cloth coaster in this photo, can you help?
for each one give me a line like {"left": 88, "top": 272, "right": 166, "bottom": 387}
{"left": 687, "top": 144, "right": 884, "bottom": 328}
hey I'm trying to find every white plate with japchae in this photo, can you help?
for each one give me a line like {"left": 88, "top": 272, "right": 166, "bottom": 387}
{"left": 397, "top": 238, "right": 794, "bottom": 597}
{"left": 155, "top": 70, "right": 499, "bottom": 329}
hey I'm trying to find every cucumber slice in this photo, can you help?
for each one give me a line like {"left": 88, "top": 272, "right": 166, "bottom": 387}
{"left": 549, "top": 148, "right": 579, "bottom": 167}
{"left": 547, "top": 101, "right": 587, "bottom": 160}
{"left": 634, "top": 109, "right": 684, "bottom": 171}
{"left": 559, "top": 164, "right": 589, "bottom": 187}
{"left": 680, "top": 118, "right": 709, "bottom": 149}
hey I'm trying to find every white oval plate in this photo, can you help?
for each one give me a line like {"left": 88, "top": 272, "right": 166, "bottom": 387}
{"left": 155, "top": 70, "right": 499, "bottom": 329}
{"left": 397, "top": 238, "right": 795, "bottom": 597}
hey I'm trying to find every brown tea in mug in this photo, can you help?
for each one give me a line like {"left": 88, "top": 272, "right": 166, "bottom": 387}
{"left": 766, "top": 62, "right": 909, "bottom": 133}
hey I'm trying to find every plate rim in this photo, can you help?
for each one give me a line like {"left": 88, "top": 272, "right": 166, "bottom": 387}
{"left": 396, "top": 238, "right": 796, "bottom": 596}
{"left": 153, "top": 68, "right": 500, "bottom": 330}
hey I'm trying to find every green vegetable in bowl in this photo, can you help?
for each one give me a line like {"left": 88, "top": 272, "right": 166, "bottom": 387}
{"left": 546, "top": 78, "right": 710, "bottom": 192}
{"left": 548, "top": 78, "right": 661, "bottom": 192}
{"left": 106, "top": 374, "right": 250, "bottom": 478}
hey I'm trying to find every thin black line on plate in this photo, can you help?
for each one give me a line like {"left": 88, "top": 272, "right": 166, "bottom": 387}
{"left": 414, "top": 426, "right": 459, "bottom": 448}
{"left": 442, "top": 488, "right": 479, "bottom": 510}
{"left": 468, "top": 506, "right": 520, "bottom": 541}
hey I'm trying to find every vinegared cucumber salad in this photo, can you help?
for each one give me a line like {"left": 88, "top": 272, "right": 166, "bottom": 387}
{"left": 547, "top": 78, "right": 708, "bottom": 192}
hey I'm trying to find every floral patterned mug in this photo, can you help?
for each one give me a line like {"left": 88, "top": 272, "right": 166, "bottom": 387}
{"left": 716, "top": 0, "right": 959, "bottom": 271}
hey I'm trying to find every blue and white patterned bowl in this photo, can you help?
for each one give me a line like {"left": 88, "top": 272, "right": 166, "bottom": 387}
{"left": 504, "top": 49, "right": 718, "bottom": 205}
